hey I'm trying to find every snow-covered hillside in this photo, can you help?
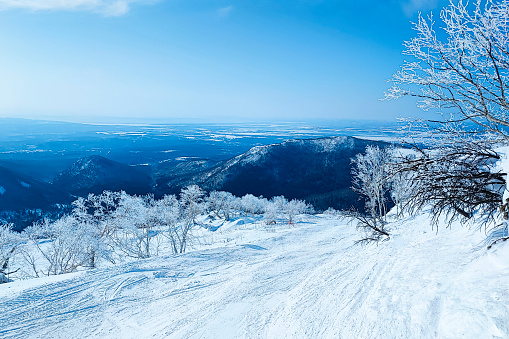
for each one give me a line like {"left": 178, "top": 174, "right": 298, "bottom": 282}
{"left": 0, "top": 212, "right": 507, "bottom": 338}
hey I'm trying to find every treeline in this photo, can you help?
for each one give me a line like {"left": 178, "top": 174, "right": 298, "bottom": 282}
{"left": 0, "top": 186, "right": 311, "bottom": 282}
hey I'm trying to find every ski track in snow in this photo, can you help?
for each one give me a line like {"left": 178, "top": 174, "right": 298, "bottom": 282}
{"left": 0, "top": 214, "right": 508, "bottom": 338}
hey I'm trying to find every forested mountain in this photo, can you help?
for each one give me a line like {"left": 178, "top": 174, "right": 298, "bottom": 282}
{"left": 0, "top": 165, "right": 67, "bottom": 211}
{"left": 162, "top": 136, "right": 391, "bottom": 210}
{"left": 52, "top": 155, "right": 153, "bottom": 196}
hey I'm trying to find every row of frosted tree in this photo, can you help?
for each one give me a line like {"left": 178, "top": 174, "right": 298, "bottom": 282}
{"left": 0, "top": 186, "right": 311, "bottom": 282}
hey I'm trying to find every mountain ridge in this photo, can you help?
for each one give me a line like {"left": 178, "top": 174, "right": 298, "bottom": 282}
{"left": 163, "top": 136, "right": 392, "bottom": 210}
{"left": 52, "top": 155, "right": 153, "bottom": 196}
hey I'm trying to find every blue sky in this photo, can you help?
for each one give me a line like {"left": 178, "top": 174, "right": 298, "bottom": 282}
{"left": 0, "top": 0, "right": 448, "bottom": 123}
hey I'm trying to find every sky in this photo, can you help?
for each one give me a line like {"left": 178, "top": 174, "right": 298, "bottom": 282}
{"left": 0, "top": 0, "right": 449, "bottom": 123}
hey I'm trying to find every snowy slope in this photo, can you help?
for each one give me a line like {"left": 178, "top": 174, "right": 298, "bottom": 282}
{"left": 0, "top": 213, "right": 508, "bottom": 338}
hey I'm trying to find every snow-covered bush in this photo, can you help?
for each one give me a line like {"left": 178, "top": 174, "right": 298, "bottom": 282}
{"left": 23, "top": 216, "right": 95, "bottom": 276}
{"left": 71, "top": 191, "right": 121, "bottom": 267}
{"left": 263, "top": 197, "right": 310, "bottom": 225}
{"left": 207, "top": 191, "right": 239, "bottom": 221}
{"left": 349, "top": 145, "right": 392, "bottom": 242}
{"left": 165, "top": 185, "right": 207, "bottom": 254}
{"left": 286, "top": 199, "right": 310, "bottom": 224}
{"left": 110, "top": 192, "right": 157, "bottom": 260}
{"left": 263, "top": 196, "right": 288, "bottom": 225}
{"left": 263, "top": 202, "right": 279, "bottom": 225}
{"left": 156, "top": 194, "right": 190, "bottom": 254}
{"left": 0, "top": 223, "right": 21, "bottom": 283}
{"left": 240, "top": 194, "right": 267, "bottom": 215}
{"left": 323, "top": 207, "right": 342, "bottom": 217}
{"left": 6, "top": 187, "right": 321, "bottom": 280}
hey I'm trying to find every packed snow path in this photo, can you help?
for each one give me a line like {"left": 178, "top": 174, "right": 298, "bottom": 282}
{"left": 0, "top": 215, "right": 508, "bottom": 338}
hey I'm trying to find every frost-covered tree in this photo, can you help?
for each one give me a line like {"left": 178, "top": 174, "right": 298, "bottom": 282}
{"left": 390, "top": 166, "right": 413, "bottom": 218}
{"left": 180, "top": 185, "right": 205, "bottom": 223}
{"left": 71, "top": 191, "right": 121, "bottom": 267}
{"left": 207, "top": 191, "right": 238, "bottom": 221}
{"left": 349, "top": 146, "right": 392, "bottom": 242}
{"left": 110, "top": 192, "right": 156, "bottom": 259}
{"left": 172, "top": 185, "right": 206, "bottom": 254}
{"left": 271, "top": 195, "right": 288, "bottom": 211}
{"left": 263, "top": 196, "right": 310, "bottom": 225}
{"left": 263, "top": 196, "right": 287, "bottom": 225}
{"left": 286, "top": 199, "right": 310, "bottom": 224}
{"left": 0, "top": 223, "right": 20, "bottom": 283}
{"left": 352, "top": 146, "right": 392, "bottom": 221}
{"left": 386, "top": 0, "right": 509, "bottom": 135}
{"left": 240, "top": 194, "right": 267, "bottom": 215}
{"left": 385, "top": 0, "right": 509, "bottom": 227}
{"left": 23, "top": 216, "right": 95, "bottom": 276}
{"left": 155, "top": 194, "right": 189, "bottom": 254}
{"left": 263, "top": 202, "right": 279, "bottom": 225}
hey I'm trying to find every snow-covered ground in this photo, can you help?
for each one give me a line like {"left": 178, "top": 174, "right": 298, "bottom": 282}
{"left": 0, "top": 213, "right": 508, "bottom": 338}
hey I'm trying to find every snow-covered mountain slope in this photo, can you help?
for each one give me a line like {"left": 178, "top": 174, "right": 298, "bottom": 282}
{"left": 0, "top": 213, "right": 507, "bottom": 338}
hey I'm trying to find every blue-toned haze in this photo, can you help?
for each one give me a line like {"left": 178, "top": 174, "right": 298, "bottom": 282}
{"left": 0, "top": 0, "right": 447, "bottom": 122}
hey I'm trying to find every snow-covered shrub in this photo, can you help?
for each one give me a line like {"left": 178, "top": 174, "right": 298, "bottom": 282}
{"left": 155, "top": 194, "right": 191, "bottom": 254}
{"left": 71, "top": 191, "right": 121, "bottom": 267}
{"left": 23, "top": 216, "right": 95, "bottom": 276}
{"left": 207, "top": 191, "right": 239, "bottom": 221}
{"left": 110, "top": 192, "right": 157, "bottom": 260}
{"left": 323, "top": 207, "right": 341, "bottom": 217}
{"left": 263, "top": 196, "right": 287, "bottom": 225}
{"left": 0, "top": 223, "right": 21, "bottom": 283}
{"left": 263, "top": 197, "right": 310, "bottom": 225}
{"left": 173, "top": 186, "right": 207, "bottom": 253}
{"left": 350, "top": 145, "right": 392, "bottom": 242}
{"left": 263, "top": 202, "right": 279, "bottom": 225}
{"left": 9, "top": 187, "right": 321, "bottom": 280}
{"left": 286, "top": 199, "right": 310, "bottom": 224}
{"left": 240, "top": 194, "right": 267, "bottom": 215}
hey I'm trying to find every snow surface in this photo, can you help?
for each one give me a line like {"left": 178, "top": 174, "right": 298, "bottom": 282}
{"left": 0, "top": 213, "right": 508, "bottom": 338}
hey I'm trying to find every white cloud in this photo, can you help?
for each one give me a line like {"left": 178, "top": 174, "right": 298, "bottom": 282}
{"left": 401, "top": 0, "right": 439, "bottom": 17}
{"left": 0, "top": 0, "right": 153, "bottom": 16}
{"left": 217, "top": 5, "right": 233, "bottom": 19}
{"left": 103, "top": 1, "right": 130, "bottom": 16}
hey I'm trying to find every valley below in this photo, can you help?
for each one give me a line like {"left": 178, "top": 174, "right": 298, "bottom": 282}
{"left": 0, "top": 119, "right": 399, "bottom": 229}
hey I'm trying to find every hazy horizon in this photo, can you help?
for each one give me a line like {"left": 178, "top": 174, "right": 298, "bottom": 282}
{"left": 0, "top": 114, "right": 403, "bottom": 126}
